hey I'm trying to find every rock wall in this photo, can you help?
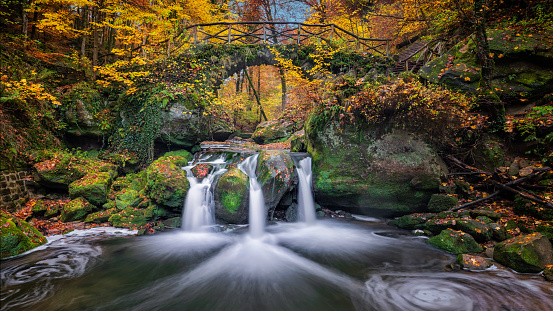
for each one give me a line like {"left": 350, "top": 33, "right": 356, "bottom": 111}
{"left": 0, "top": 171, "right": 29, "bottom": 212}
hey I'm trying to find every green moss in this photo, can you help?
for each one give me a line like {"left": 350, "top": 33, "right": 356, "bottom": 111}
{"left": 145, "top": 157, "right": 189, "bottom": 208}
{"left": 388, "top": 213, "right": 436, "bottom": 230}
{"left": 1, "top": 211, "right": 47, "bottom": 259}
{"left": 493, "top": 233, "right": 552, "bottom": 273}
{"left": 456, "top": 219, "right": 493, "bottom": 242}
{"left": 427, "top": 228, "right": 483, "bottom": 254}
{"left": 115, "top": 189, "right": 144, "bottom": 209}
{"left": 69, "top": 172, "right": 112, "bottom": 206}
{"left": 217, "top": 167, "right": 248, "bottom": 214}
{"left": 60, "top": 197, "right": 95, "bottom": 222}
{"left": 428, "top": 194, "right": 459, "bottom": 212}
{"left": 84, "top": 208, "right": 118, "bottom": 223}
{"left": 514, "top": 195, "right": 553, "bottom": 220}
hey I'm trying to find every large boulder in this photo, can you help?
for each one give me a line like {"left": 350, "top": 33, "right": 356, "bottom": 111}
{"left": 158, "top": 104, "right": 234, "bottom": 148}
{"left": 427, "top": 228, "right": 483, "bottom": 254}
{"left": 144, "top": 152, "right": 191, "bottom": 208}
{"left": 214, "top": 167, "right": 250, "bottom": 224}
{"left": 60, "top": 197, "right": 95, "bottom": 222}
{"left": 1, "top": 211, "right": 47, "bottom": 259}
{"left": 69, "top": 172, "right": 113, "bottom": 206}
{"left": 419, "top": 29, "right": 553, "bottom": 107}
{"left": 493, "top": 233, "right": 553, "bottom": 273}
{"left": 306, "top": 119, "right": 447, "bottom": 216}
{"left": 257, "top": 150, "right": 296, "bottom": 215}
{"left": 252, "top": 120, "right": 300, "bottom": 145}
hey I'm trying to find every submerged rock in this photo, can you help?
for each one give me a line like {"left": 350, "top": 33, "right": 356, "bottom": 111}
{"left": 0, "top": 211, "right": 47, "bottom": 259}
{"left": 306, "top": 119, "right": 447, "bottom": 216}
{"left": 493, "top": 233, "right": 553, "bottom": 273}
{"left": 427, "top": 228, "right": 483, "bottom": 254}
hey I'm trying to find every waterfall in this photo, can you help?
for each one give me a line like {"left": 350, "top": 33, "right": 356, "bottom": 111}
{"left": 182, "top": 156, "right": 228, "bottom": 231}
{"left": 296, "top": 157, "right": 317, "bottom": 224}
{"left": 238, "top": 154, "right": 265, "bottom": 238}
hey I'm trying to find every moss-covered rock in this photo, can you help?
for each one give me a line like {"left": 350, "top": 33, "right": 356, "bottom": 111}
{"left": 493, "top": 233, "right": 553, "bottom": 273}
{"left": 427, "top": 228, "right": 483, "bottom": 254}
{"left": 108, "top": 205, "right": 165, "bottom": 228}
{"left": 60, "top": 197, "right": 95, "bottom": 222}
{"left": 1, "top": 211, "right": 47, "bottom": 259}
{"left": 469, "top": 209, "right": 501, "bottom": 220}
{"left": 514, "top": 195, "right": 553, "bottom": 220}
{"left": 419, "top": 29, "right": 553, "bottom": 107}
{"left": 425, "top": 218, "right": 458, "bottom": 235}
{"left": 145, "top": 154, "right": 190, "bottom": 208}
{"left": 257, "top": 150, "right": 296, "bottom": 215}
{"left": 84, "top": 208, "right": 118, "bottom": 223}
{"left": 388, "top": 213, "right": 436, "bottom": 230}
{"left": 290, "top": 131, "right": 307, "bottom": 152}
{"left": 252, "top": 119, "right": 300, "bottom": 144}
{"left": 114, "top": 189, "right": 144, "bottom": 210}
{"left": 214, "top": 167, "right": 249, "bottom": 224}
{"left": 543, "top": 265, "right": 553, "bottom": 282}
{"left": 456, "top": 219, "right": 493, "bottom": 242}
{"left": 535, "top": 223, "right": 553, "bottom": 243}
{"left": 489, "top": 222, "right": 511, "bottom": 241}
{"left": 69, "top": 172, "right": 112, "bottom": 206}
{"left": 306, "top": 119, "right": 447, "bottom": 215}
{"left": 428, "top": 194, "right": 459, "bottom": 212}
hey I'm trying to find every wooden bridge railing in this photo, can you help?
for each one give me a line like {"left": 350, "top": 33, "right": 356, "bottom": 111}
{"left": 179, "top": 21, "right": 391, "bottom": 56}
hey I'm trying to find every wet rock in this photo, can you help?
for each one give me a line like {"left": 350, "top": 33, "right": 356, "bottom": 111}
{"left": 60, "top": 197, "right": 95, "bottom": 222}
{"left": 285, "top": 203, "right": 298, "bottom": 222}
{"left": 84, "top": 208, "right": 118, "bottom": 223}
{"left": 456, "top": 219, "right": 493, "bottom": 242}
{"left": 542, "top": 265, "right": 553, "bottom": 282}
{"left": 163, "top": 217, "right": 182, "bottom": 228}
{"left": 457, "top": 254, "right": 493, "bottom": 270}
{"left": 493, "top": 233, "right": 553, "bottom": 273}
{"left": 290, "top": 131, "right": 306, "bottom": 152}
{"left": 1, "top": 210, "right": 47, "bottom": 259}
{"left": 427, "top": 228, "right": 483, "bottom": 254}
{"left": 214, "top": 167, "right": 249, "bottom": 224}
{"left": 388, "top": 213, "right": 435, "bottom": 230}
{"left": 427, "top": 194, "right": 458, "bottom": 212}
{"left": 257, "top": 150, "right": 296, "bottom": 216}
{"left": 514, "top": 195, "right": 553, "bottom": 220}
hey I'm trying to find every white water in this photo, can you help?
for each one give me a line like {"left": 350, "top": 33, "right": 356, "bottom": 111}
{"left": 238, "top": 154, "right": 266, "bottom": 238}
{"left": 296, "top": 157, "right": 317, "bottom": 224}
{"left": 182, "top": 156, "right": 228, "bottom": 231}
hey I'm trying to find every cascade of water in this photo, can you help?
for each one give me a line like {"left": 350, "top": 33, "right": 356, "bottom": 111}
{"left": 296, "top": 157, "right": 317, "bottom": 224}
{"left": 182, "top": 156, "right": 228, "bottom": 231}
{"left": 238, "top": 154, "right": 266, "bottom": 238}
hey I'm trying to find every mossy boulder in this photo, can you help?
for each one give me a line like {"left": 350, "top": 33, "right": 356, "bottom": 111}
{"left": 534, "top": 223, "right": 553, "bottom": 243}
{"left": 420, "top": 29, "right": 553, "bottom": 107}
{"left": 514, "top": 195, "right": 553, "bottom": 220}
{"left": 306, "top": 119, "right": 447, "bottom": 216}
{"left": 428, "top": 194, "right": 459, "bottom": 212}
{"left": 290, "top": 130, "right": 307, "bottom": 152}
{"left": 84, "top": 208, "right": 118, "bottom": 223}
{"left": 60, "top": 197, "right": 95, "bottom": 222}
{"left": 145, "top": 154, "right": 190, "bottom": 208}
{"left": 257, "top": 150, "right": 296, "bottom": 215}
{"left": 214, "top": 167, "right": 249, "bottom": 224}
{"left": 115, "top": 189, "right": 145, "bottom": 210}
{"left": 456, "top": 219, "right": 493, "bottom": 242}
{"left": 388, "top": 213, "right": 436, "bottom": 230}
{"left": 108, "top": 205, "right": 165, "bottom": 228}
{"left": 158, "top": 104, "right": 234, "bottom": 148}
{"left": 31, "top": 200, "right": 61, "bottom": 218}
{"left": 427, "top": 228, "right": 483, "bottom": 254}
{"left": 472, "top": 139, "right": 509, "bottom": 171}
{"left": 1, "top": 211, "right": 47, "bottom": 259}
{"left": 69, "top": 172, "right": 113, "bottom": 206}
{"left": 543, "top": 265, "right": 553, "bottom": 282}
{"left": 489, "top": 222, "right": 510, "bottom": 241}
{"left": 252, "top": 119, "right": 300, "bottom": 145}
{"left": 493, "top": 233, "right": 553, "bottom": 273}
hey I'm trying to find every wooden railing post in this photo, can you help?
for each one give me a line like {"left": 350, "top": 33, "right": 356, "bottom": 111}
{"left": 228, "top": 25, "right": 232, "bottom": 44}
{"left": 329, "top": 24, "right": 334, "bottom": 41}
{"left": 297, "top": 24, "right": 301, "bottom": 44}
{"left": 386, "top": 40, "right": 389, "bottom": 57}
{"left": 194, "top": 25, "right": 198, "bottom": 44}
{"left": 263, "top": 24, "right": 266, "bottom": 44}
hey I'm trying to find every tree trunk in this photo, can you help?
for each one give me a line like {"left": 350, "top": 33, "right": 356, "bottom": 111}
{"left": 92, "top": 6, "right": 99, "bottom": 81}
{"left": 21, "top": 1, "right": 28, "bottom": 42}
{"left": 279, "top": 68, "right": 287, "bottom": 111}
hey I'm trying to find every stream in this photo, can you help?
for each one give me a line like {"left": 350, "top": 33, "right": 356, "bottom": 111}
{"left": 1, "top": 155, "right": 552, "bottom": 310}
